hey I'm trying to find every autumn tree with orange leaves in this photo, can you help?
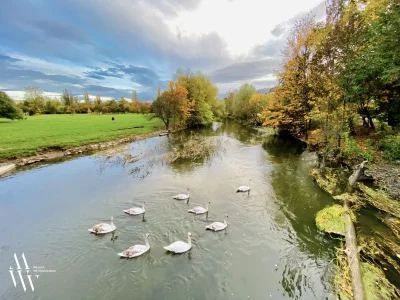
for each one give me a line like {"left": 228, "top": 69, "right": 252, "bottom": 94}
{"left": 151, "top": 81, "right": 192, "bottom": 130}
{"left": 263, "top": 15, "right": 316, "bottom": 138}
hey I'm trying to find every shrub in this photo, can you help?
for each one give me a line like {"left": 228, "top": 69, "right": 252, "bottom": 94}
{"left": 380, "top": 135, "right": 400, "bottom": 164}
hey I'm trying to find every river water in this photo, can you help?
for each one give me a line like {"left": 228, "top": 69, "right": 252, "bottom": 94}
{"left": 0, "top": 121, "right": 338, "bottom": 300}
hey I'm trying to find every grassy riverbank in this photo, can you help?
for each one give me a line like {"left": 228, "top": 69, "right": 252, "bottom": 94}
{"left": 0, "top": 114, "right": 163, "bottom": 159}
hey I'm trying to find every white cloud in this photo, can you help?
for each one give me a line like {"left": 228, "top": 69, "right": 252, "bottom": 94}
{"left": 166, "top": 0, "right": 323, "bottom": 56}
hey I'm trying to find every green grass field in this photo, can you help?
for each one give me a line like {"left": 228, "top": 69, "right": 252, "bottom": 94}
{"left": 0, "top": 114, "right": 164, "bottom": 159}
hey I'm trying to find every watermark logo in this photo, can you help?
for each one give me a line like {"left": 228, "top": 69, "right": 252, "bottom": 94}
{"left": 9, "top": 253, "right": 38, "bottom": 292}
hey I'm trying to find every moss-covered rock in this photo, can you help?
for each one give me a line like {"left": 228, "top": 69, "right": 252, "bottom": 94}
{"left": 316, "top": 205, "right": 347, "bottom": 235}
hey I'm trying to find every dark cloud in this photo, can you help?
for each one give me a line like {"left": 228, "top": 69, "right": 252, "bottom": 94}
{"left": 84, "top": 63, "right": 162, "bottom": 87}
{"left": 271, "top": 24, "right": 286, "bottom": 37}
{"left": 0, "top": 67, "right": 85, "bottom": 86}
{"left": 210, "top": 59, "right": 280, "bottom": 83}
{"left": 248, "top": 39, "right": 286, "bottom": 59}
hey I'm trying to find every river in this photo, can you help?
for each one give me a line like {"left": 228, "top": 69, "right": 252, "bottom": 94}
{"left": 0, "top": 121, "right": 338, "bottom": 300}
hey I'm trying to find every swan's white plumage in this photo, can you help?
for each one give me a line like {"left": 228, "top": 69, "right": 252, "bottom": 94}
{"left": 118, "top": 234, "right": 150, "bottom": 258}
{"left": 124, "top": 202, "right": 145, "bottom": 215}
{"left": 164, "top": 232, "right": 192, "bottom": 253}
{"left": 237, "top": 179, "right": 252, "bottom": 192}
{"left": 205, "top": 216, "right": 228, "bottom": 231}
{"left": 173, "top": 188, "right": 190, "bottom": 200}
{"left": 88, "top": 217, "right": 116, "bottom": 234}
{"left": 236, "top": 185, "right": 250, "bottom": 192}
{"left": 188, "top": 202, "right": 209, "bottom": 214}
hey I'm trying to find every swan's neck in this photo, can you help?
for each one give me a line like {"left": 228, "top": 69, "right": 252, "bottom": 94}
{"left": 187, "top": 190, "right": 190, "bottom": 197}
{"left": 188, "top": 235, "right": 192, "bottom": 246}
{"left": 111, "top": 219, "right": 114, "bottom": 226}
{"left": 224, "top": 218, "right": 227, "bottom": 225}
{"left": 142, "top": 203, "right": 145, "bottom": 210}
{"left": 206, "top": 203, "right": 209, "bottom": 210}
{"left": 145, "top": 236, "right": 149, "bottom": 248}
{"left": 249, "top": 180, "right": 251, "bottom": 187}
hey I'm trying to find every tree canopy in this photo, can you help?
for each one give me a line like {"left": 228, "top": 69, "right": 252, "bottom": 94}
{"left": 0, "top": 91, "right": 23, "bottom": 120}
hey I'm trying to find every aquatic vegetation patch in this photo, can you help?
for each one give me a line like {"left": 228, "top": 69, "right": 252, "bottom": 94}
{"left": 380, "top": 216, "right": 400, "bottom": 240}
{"left": 357, "top": 183, "right": 400, "bottom": 218}
{"left": 315, "top": 205, "right": 349, "bottom": 236}
{"left": 359, "top": 232, "right": 400, "bottom": 274}
{"left": 310, "top": 168, "right": 343, "bottom": 195}
{"left": 164, "top": 133, "right": 224, "bottom": 163}
{"left": 333, "top": 193, "right": 365, "bottom": 210}
{"left": 335, "top": 246, "right": 400, "bottom": 300}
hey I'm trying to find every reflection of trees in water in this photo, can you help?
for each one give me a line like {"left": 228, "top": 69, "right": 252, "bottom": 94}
{"left": 262, "top": 135, "right": 306, "bottom": 163}
{"left": 93, "top": 139, "right": 169, "bottom": 180}
{"left": 164, "top": 134, "right": 228, "bottom": 174}
{"left": 265, "top": 135, "right": 336, "bottom": 298}
{"left": 92, "top": 131, "right": 229, "bottom": 178}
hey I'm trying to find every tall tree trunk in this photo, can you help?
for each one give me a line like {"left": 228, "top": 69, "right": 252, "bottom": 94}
{"left": 368, "top": 116, "right": 375, "bottom": 130}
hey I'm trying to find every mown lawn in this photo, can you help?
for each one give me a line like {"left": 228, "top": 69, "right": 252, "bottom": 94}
{"left": 0, "top": 114, "right": 164, "bottom": 159}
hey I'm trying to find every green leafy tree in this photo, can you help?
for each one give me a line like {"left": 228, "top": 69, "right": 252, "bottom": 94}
{"left": 349, "top": 0, "right": 400, "bottom": 128}
{"left": 232, "top": 83, "right": 256, "bottom": 120}
{"left": 83, "top": 90, "right": 90, "bottom": 103}
{"left": 0, "top": 91, "right": 23, "bottom": 120}
{"left": 175, "top": 68, "right": 218, "bottom": 126}
{"left": 23, "top": 86, "right": 45, "bottom": 115}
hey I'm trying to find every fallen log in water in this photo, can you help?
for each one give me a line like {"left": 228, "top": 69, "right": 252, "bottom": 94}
{"left": 343, "top": 199, "right": 366, "bottom": 300}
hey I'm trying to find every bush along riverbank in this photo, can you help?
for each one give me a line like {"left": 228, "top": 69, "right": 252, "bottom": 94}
{"left": 310, "top": 154, "right": 400, "bottom": 299}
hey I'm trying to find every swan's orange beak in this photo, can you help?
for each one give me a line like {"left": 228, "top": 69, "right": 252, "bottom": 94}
{"left": 190, "top": 235, "right": 192, "bottom": 238}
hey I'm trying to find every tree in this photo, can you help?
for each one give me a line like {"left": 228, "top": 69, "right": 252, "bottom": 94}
{"left": 348, "top": 0, "right": 400, "bottom": 128}
{"left": 84, "top": 90, "right": 90, "bottom": 103}
{"left": 62, "top": 89, "right": 77, "bottom": 114}
{"left": 45, "top": 98, "right": 62, "bottom": 114}
{"left": 24, "top": 86, "right": 45, "bottom": 115}
{"left": 0, "top": 91, "right": 23, "bottom": 120}
{"left": 232, "top": 83, "right": 257, "bottom": 120}
{"left": 175, "top": 68, "right": 218, "bottom": 126}
{"left": 262, "top": 15, "right": 316, "bottom": 138}
{"left": 224, "top": 91, "right": 235, "bottom": 116}
{"left": 139, "top": 102, "right": 152, "bottom": 114}
{"left": 151, "top": 81, "right": 191, "bottom": 130}
{"left": 94, "top": 95, "right": 102, "bottom": 112}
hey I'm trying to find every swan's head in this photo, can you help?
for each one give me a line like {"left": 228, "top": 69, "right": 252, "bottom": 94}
{"left": 110, "top": 216, "right": 114, "bottom": 221}
{"left": 187, "top": 188, "right": 190, "bottom": 191}
{"left": 145, "top": 233, "right": 150, "bottom": 238}
{"left": 188, "top": 232, "right": 192, "bottom": 238}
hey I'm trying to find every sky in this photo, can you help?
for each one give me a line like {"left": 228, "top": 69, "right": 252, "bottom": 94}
{"left": 0, "top": 0, "right": 326, "bottom": 101}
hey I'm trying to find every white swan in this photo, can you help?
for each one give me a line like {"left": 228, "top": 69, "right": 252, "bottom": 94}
{"left": 205, "top": 215, "right": 228, "bottom": 231}
{"left": 188, "top": 202, "right": 209, "bottom": 215}
{"left": 237, "top": 179, "right": 252, "bottom": 192}
{"left": 123, "top": 202, "right": 145, "bottom": 215}
{"left": 173, "top": 188, "right": 190, "bottom": 200}
{"left": 88, "top": 216, "right": 116, "bottom": 234}
{"left": 163, "top": 232, "right": 192, "bottom": 253}
{"left": 118, "top": 233, "right": 150, "bottom": 258}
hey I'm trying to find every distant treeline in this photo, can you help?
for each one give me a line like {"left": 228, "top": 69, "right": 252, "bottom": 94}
{"left": 11, "top": 87, "right": 152, "bottom": 116}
